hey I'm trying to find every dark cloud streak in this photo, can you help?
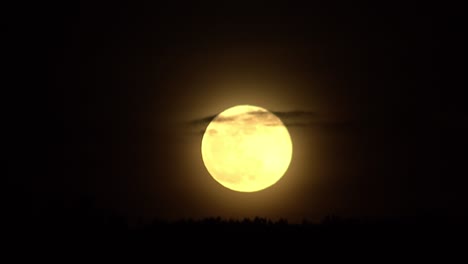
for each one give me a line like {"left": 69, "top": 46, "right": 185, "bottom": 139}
{"left": 189, "top": 110, "right": 322, "bottom": 133}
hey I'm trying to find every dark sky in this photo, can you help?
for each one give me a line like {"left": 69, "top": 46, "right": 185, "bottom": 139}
{"left": 11, "top": 1, "right": 466, "bottom": 224}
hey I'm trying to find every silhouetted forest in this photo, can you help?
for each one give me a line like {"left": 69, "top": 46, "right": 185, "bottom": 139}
{"left": 7, "top": 195, "right": 467, "bottom": 253}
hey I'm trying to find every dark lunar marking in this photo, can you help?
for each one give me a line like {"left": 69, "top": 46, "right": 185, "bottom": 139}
{"left": 219, "top": 174, "right": 242, "bottom": 184}
{"left": 243, "top": 126, "right": 257, "bottom": 135}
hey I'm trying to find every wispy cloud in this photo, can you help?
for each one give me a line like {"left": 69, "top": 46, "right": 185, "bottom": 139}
{"left": 188, "top": 108, "right": 444, "bottom": 135}
{"left": 189, "top": 110, "right": 323, "bottom": 134}
{"left": 272, "top": 111, "right": 318, "bottom": 126}
{"left": 189, "top": 115, "right": 218, "bottom": 127}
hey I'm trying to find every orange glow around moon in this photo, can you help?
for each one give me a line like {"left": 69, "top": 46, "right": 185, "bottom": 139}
{"left": 201, "top": 105, "right": 293, "bottom": 192}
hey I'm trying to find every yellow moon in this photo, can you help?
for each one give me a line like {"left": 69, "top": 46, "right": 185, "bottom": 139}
{"left": 201, "top": 105, "right": 293, "bottom": 192}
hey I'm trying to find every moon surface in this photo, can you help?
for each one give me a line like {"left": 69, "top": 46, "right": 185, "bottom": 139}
{"left": 201, "top": 105, "right": 293, "bottom": 192}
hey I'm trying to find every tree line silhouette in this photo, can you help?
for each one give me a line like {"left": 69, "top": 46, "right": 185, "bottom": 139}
{"left": 7, "top": 194, "right": 467, "bottom": 253}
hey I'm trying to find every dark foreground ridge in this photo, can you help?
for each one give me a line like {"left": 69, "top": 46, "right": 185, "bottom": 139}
{"left": 7, "top": 196, "right": 467, "bottom": 256}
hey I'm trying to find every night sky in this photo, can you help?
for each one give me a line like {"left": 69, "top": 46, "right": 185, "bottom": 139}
{"left": 11, "top": 1, "right": 466, "bottom": 225}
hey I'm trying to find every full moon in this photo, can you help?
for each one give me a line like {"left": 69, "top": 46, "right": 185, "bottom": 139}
{"left": 201, "top": 105, "right": 293, "bottom": 192}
